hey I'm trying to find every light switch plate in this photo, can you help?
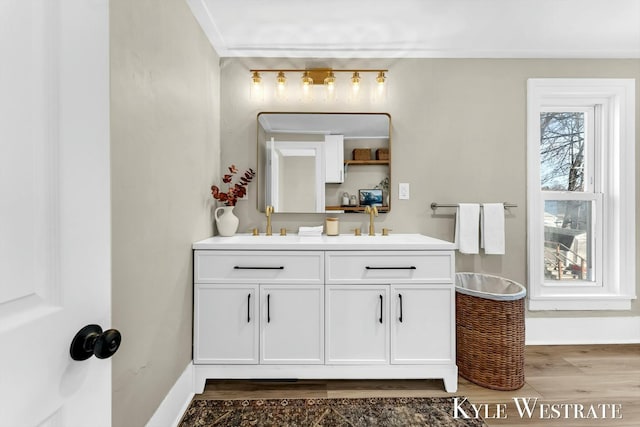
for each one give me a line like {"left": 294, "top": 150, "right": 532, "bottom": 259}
{"left": 399, "top": 183, "right": 410, "bottom": 200}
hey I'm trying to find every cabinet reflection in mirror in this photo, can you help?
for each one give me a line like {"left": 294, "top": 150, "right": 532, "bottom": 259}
{"left": 257, "top": 113, "right": 391, "bottom": 213}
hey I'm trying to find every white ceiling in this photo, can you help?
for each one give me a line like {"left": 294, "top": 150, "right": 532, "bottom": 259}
{"left": 187, "top": 0, "right": 640, "bottom": 58}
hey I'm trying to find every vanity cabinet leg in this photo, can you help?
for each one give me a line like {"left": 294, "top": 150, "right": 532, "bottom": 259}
{"left": 442, "top": 371, "right": 458, "bottom": 393}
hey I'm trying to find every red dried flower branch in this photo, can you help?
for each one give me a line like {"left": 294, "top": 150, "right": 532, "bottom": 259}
{"left": 211, "top": 164, "right": 256, "bottom": 206}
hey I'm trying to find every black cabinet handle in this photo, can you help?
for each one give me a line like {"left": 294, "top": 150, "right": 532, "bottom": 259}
{"left": 379, "top": 294, "right": 383, "bottom": 324}
{"left": 365, "top": 266, "right": 416, "bottom": 270}
{"left": 234, "top": 266, "right": 284, "bottom": 270}
{"left": 399, "top": 294, "right": 403, "bottom": 323}
{"left": 267, "top": 294, "right": 271, "bottom": 323}
{"left": 247, "top": 294, "right": 251, "bottom": 323}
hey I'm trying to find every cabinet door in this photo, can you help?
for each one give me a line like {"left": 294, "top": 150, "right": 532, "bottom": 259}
{"left": 324, "top": 134, "right": 344, "bottom": 183}
{"left": 260, "top": 285, "right": 324, "bottom": 364}
{"left": 391, "top": 285, "right": 454, "bottom": 364}
{"left": 326, "top": 285, "right": 389, "bottom": 364}
{"left": 194, "top": 284, "right": 259, "bottom": 364}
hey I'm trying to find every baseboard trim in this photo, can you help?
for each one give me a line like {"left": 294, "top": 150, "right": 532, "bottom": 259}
{"left": 526, "top": 316, "right": 640, "bottom": 345}
{"left": 146, "top": 363, "right": 195, "bottom": 427}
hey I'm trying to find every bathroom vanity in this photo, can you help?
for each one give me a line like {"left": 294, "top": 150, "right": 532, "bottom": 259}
{"left": 192, "top": 234, "right": 458, "bottom": 392}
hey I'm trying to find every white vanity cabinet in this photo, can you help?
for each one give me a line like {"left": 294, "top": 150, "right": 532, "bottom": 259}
{"left": 326, "top": 285, "right": 390, "bottom": 364}
{"left": 194, "top": 284, "right": 259, "bottom": 364}
{"left": 325, "top": 284, "right": 454, "bottom": 366}
{"left": 325, "top": 251, "right": 455, "bottom": 367}
{"left": 259, "top": 284, "right": 324, "bottom": 364}
{"left": 192, "top": 235, "right": 457, "bottom": 393}
{"left": 194, "top": 283, "right": 324, "bottom": 365}
{"left": 390, "top": 285, "right": 453, "bottom": 364}
{"left": 193, "top": 250, "right": 324, "bottom": 366}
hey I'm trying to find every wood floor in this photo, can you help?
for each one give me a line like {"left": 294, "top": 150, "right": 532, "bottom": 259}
{"left": 196, "top": 344, "right": 640, "bottom": 426}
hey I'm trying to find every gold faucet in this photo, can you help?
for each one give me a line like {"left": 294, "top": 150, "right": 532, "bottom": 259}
{"left": 364, "top": 205, "right": 378, "bottom": 236}
{"left": 265, "top": 205, "right": 274, "bottom": 236}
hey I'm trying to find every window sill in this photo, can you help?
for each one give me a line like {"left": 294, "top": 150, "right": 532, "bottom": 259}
{"left": 529, "top": 296, "right": 636, "bottom": 311}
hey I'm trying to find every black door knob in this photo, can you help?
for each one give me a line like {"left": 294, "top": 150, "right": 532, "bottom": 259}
{"left": 70, "top": 324, "right": 122, "bottom": 361}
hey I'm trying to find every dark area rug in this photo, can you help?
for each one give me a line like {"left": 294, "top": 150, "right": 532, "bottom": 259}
{"left": 179, "top": 397, "right": 487, "bottom": 426}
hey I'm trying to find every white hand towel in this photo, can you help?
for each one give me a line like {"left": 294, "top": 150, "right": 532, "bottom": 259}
{"left": 454, "top": 203, "right": 480, "bottom": 254}
{"left": 298, "top": 225, "right": 323, "bottom": 236}
{"left": 481, "top": 203, "right": 506, "bottom": 255}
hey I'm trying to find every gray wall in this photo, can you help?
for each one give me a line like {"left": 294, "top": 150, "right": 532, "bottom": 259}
{"left": 110, "top": 0, "right": 220, "bottom": 425}
{"left": 220, "top": 58, "right": 640, "bottom": 318}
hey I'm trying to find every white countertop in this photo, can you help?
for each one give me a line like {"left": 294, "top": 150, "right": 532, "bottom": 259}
{"left": 193, "top": 233, "right": 455, "bottom": 251}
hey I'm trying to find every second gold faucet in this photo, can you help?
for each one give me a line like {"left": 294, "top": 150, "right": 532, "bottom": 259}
{"left": 364, "top": 205, "right": 378, "bottom": 236}
{"left": 265, "top": 205, "right": 274, "bottom": 236}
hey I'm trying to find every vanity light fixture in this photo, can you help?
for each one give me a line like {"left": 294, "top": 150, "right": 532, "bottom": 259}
{"left": 301, "top": 70, "right": 314, "bottom": 86}
{"left": 275, "top": 71, "right": 287, "bottom": 101}
{"left": 351, "top": 72, "right": 361, "bottom": 91}
{"left": 249, "top": 68, "right": 388, "bottom": 103}
{"left": 373, "top": 71, "right": 387, "bottom": 102}
{"left": 250, "top": 71, "right": 264, "bottom": 101}
{"left": 324, "top": 70, "right": 337, "bottom": 101}
{"left": 350, "top": 71, "right": 361, "bottom": 102}
{"left": 324, "top": 70, "right": 336, "bottom": 86}
{"left": 301, "top": 71, "right": 314, "bottom": 102}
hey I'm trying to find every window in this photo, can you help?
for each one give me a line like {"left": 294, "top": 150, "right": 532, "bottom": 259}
{"left": 527, "top": 79, "right": 636, "bottom": 310}
{"left": 540, "top": 109, "right": 600, "bottom": 284}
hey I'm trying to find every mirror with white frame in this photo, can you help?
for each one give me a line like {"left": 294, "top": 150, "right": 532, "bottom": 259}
{"left": 257, "top": 112, "right": 391, "bottom": 213}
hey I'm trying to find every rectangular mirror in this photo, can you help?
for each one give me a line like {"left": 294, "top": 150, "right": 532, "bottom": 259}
{"left": 257, "top": 113, "right": 391, "bottom": 214}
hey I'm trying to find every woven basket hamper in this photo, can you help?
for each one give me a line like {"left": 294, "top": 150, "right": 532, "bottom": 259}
{"left": 456, "top": 290, "right": 525, "bottom": 391}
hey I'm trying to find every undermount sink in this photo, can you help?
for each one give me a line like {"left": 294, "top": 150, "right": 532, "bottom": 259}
{"left": 327, "top": 234, "right": 428, "bottom": 243}
{"left": 193, "top": 233, "right": 455, "bottom": 250}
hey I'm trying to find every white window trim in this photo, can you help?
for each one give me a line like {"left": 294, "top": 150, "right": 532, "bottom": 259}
{"left": 527, "top": 78, "right": 636, "bottom": 310}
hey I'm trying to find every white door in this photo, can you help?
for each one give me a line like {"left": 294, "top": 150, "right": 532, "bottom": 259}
{"left": 194, "top": 284, "right": 259, "bottom": 364}
{"left": 260, "top": 285, "right": 324, "bottom": 364}
{"left": 326, "top": 285, "right": 390, "bottom": 364}
{"left": 0, "top": 0, "right": 111, "bottom": 426}
{"left": 391, "top": 285, "right": 454, "bottom": 364}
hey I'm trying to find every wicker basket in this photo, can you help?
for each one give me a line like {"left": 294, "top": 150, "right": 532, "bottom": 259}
{"left": 455, "top": 274, "right": 526, "bottom": 391}
{"left": 375, "top": 148, "right": 389, "bottom": 160}
{"left": 352, "top": 148, "right": 371, "bottom": 160}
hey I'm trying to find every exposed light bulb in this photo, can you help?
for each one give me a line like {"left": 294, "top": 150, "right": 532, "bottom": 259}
{"left": 275, "top": 71, "right": 287, "bottom": 101}
{"left": 324, "top": 71, "right": 336, "bottom": 101}
{"left": 349, "top": 71, "right": 361, "bottom": 102}
{"left": 301, "top": 71, "right": 314, "bottom": 102}
{"left": 251, "top": 71, "right": 262, "bottom": 85}
{"left": 373, "top": 71, "right": 387, "bottom": 102}
{"left": 301, "top": 71, "right": 313, "bottom": 86}
{"left": 351, "top": 72, "right": 361, "bottom": 91}
{"left": 324, "top": 71, "right": 336, "bottom": 87}
{"left": 250, "top": 71, "right": 264, "bottom": 101}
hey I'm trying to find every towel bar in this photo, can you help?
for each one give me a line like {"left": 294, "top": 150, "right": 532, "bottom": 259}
{"left": 430, "top": 202, "right": 517, "bottom": 210}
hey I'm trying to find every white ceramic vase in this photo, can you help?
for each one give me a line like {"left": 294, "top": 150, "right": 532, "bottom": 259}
{"left": 214, "top": 206, "right": 239, "bottom": 236}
